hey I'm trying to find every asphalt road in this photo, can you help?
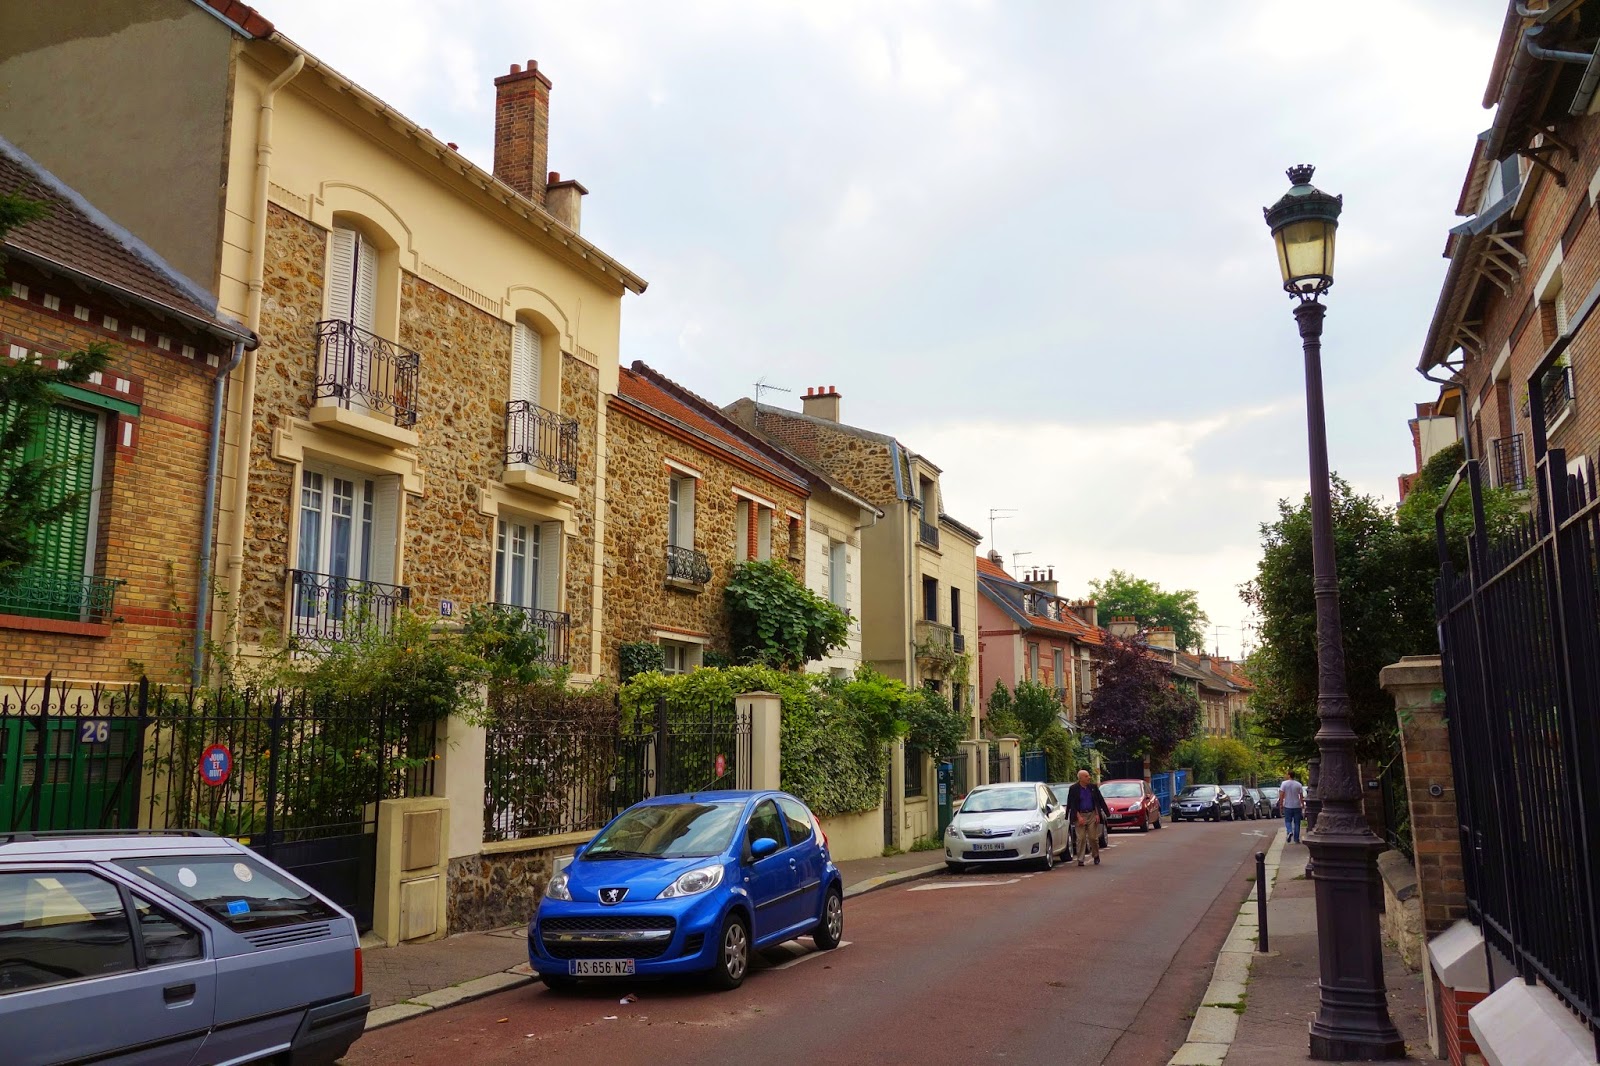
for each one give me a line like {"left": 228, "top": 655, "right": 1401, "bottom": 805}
{"left": 344, "top": 818, "right": 1272, "bottom": 1066}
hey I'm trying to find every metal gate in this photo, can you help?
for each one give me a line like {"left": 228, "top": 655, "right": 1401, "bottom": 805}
{"left": 647, "top": 698, "right": 751, "bottom": 795}
{"left": 1, "top": 677, "right": 143, "bottom": 832}
{"left": 1020, "top": 749, "right": 1048, "bottom": 782}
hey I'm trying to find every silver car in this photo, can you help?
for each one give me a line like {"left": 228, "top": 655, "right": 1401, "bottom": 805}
{"left": 943, "top": 782, "right": 1069, "bottom": 872}
{"left": 0, "top": 831, "right": 368, "bottom": 1066}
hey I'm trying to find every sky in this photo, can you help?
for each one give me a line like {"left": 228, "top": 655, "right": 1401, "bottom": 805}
{"left": 268, "top": 0, "right": 1505, "bottom": 658}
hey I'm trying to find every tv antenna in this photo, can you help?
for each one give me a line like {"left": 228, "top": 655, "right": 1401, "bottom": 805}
{"left": 1011, "top": 550, "right": 1032, "bottom": 574}
{"left": 754, "top": 378, "right": 792, "bottom": 404}
{"left": 987, "top": 508, "right": 1017, "bottom": 546}
{"left": 1211, "top": 624, "right": 1230, "bottom": 658}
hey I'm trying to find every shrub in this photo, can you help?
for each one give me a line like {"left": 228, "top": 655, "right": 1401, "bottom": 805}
{"left": 618, "top": 641, "right": 665, "bottom": 683}
{"left": 724, "top": 560, "right": 849, "bottom": 668}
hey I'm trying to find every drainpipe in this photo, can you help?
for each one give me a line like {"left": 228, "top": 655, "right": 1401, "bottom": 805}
{"left": 193, "top": 339, "right": 249, "bottom": 684}
{"left": 221, "top": 52, "right": 305, "bottom": 666}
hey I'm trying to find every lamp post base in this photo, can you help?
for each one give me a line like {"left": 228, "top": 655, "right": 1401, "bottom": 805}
{"left": 1305, "top": 826, "right": 1406, "bottom": 1061}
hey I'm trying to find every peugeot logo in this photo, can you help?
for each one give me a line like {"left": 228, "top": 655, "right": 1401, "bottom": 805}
{"left": 598, "top": 887, "right": 628, "bottom": 905}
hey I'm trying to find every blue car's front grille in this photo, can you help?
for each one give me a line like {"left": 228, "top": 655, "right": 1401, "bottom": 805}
{"left": 539, "top": 915, "right": 678, "bottom": 960}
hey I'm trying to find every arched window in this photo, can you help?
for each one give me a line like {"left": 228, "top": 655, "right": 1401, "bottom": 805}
{"left": 511, "top": 318, "right": 542, "bottom": 409}
{"left": 327, "top": 224, "right": 379, "bottom": 335}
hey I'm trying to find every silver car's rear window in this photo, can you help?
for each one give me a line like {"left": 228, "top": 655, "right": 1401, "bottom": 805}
{"left": 116, "top": 855, "right": 337, "bottom": 932}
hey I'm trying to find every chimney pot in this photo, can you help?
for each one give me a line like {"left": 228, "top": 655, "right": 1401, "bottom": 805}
{"left": 802, "top": 385, "right": 842, "bottom": 422}
{"left": 510, "top": 63, "right": 521, "bottom": 74}
{"left": 548, "top": 171, "right": 560, "bottom": 183}
{"left": 447, "top": 142, "right": 459, "bottom": 150}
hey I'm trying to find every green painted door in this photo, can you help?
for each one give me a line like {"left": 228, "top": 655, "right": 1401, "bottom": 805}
{"left": 0, "top": 716, "right": 139, "bottom": 831}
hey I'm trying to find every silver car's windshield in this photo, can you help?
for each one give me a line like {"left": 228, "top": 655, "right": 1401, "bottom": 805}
{"left": 585, "top": 801, "right": 743, "bottom": 859}
{"left": 962, "top": 787, "right": 1038, "bottom": 813}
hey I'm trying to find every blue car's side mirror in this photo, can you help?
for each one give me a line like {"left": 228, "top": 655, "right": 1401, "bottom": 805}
{"left": 750, "top": 836, "right": 780, "bottom": 859}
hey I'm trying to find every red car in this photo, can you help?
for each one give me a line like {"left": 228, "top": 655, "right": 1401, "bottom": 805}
{"left": 1100, "top": 779, "right": 1162, "bottom": 831}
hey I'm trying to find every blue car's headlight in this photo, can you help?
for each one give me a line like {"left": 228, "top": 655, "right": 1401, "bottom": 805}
{"left": 545, "top": 870, "right": 573, "bottom": 901}
{"left": 657, "top": 864, "right": 724, "bottom": 899}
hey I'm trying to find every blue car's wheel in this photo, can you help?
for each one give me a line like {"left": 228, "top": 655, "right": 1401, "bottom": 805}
{"left": 541, "top": 972, "right": 577, "bottom": 993}
{"left": 813, "top": 887, "right": 844, "bottom": 950}
{"left": 707, "top": 912, "right": 750, "bottom": 990}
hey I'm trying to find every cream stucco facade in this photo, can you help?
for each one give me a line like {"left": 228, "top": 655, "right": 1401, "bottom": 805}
{"left": 803, "top": 487, "right": 878, "bottom": 677}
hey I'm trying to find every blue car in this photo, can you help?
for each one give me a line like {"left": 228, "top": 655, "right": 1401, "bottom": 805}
{"left": 529, "top": 790, "right": 844, "bottom": 990}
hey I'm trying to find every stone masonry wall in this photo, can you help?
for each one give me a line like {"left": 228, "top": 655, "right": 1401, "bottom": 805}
{"left": 749, "top": 408, "right": 900, "bottom": 510}
{"left": 600, "top": 401, "right": 807, "bottom": 677}
{"left": 0, "top": 262, "right": 225, "bottom": 681}
{"left": 560, "top": 354, "right": 600, "bottom": 670}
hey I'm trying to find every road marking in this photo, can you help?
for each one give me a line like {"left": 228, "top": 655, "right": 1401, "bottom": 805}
{"left": 907, "top": 878, "right": 1022, "bottom": 891}
{"left": 768, "top": 941, "right": 852, "bottom": 970}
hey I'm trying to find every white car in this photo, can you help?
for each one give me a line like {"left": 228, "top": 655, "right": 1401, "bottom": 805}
{"left": 943, "top": 782, "right": 1069, "bottom": 872}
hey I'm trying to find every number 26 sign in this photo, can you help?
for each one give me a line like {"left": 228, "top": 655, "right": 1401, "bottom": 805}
{"left": 78, "top": 720, "right": 112, "bottom": 744}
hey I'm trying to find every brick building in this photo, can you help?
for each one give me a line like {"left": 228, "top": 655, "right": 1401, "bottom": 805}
{"left": 975, "top": 553, "right": 1104, "bottom": 729}
{"left": 1, "top": 3, "right": 647, "bottom": 678}
{"left": 1418, "top": 2, "right": 1600, "bottom": 487}
{"left": 0, "top": 138, "right": 254, "bottom": 680}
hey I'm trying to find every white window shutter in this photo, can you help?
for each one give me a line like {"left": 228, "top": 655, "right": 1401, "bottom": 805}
{"left": 327, "top": 228, "right": 357, "bottom": 323}
{"left": 735, "top": 500, "right": 750, "bottom": 561}
{"left": 511, "top": 322, "right": 542, "bottom": 407}
{"left": 683, "top": 478, "right": 697, "bottom": 548}
{"left": 757, "top": 507, "right": 772, "bottom": 561}
{"left": 368, "top": 475, "right": 401, "bottom": 584}
{"left": 1556, "top": 289, "right": 1570, "bottom": 336}
{"left": 539, "top": 521, "right": 562, "bottom": 611}
{"left": 353, "top": 235, "right": 378, "bottom": 333}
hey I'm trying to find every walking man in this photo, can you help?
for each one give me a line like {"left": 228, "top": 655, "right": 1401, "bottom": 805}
{"left": 1279, "top": 769, "right": 1305, "bottom": 844}
{"left": 1064, "top": 769, "right": 1112, "bottom": 866}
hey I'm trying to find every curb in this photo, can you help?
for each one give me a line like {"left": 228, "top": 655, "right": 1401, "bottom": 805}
{"left": 1167, "top": 829, "right": 1287, "bottom": 1066}
{"left": 364, "top": 862, "right": 946, "bottom": 1031}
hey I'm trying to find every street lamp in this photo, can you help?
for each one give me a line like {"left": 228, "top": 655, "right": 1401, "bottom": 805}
{"left": 1263, "top": 165, "right": 1405, "bottom": 1061}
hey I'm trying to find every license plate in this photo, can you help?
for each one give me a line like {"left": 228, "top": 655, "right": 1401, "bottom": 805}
{"left": 570, "top": 959, "right": 635, "bottom": 977}
{"left": 970, "top": 842, "right": 1007, "bottom": 852}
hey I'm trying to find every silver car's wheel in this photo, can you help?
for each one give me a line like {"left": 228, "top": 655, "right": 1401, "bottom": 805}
{"left": 1041, "top": 834, "right": 1055, "bottom": 871}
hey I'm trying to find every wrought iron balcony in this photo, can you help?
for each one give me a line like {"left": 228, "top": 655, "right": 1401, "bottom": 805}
{"left": 0, "top": 569, "right": 121, "bottom": 623}
{"left": 953, "top": 632, "right": 966, "bottom": 654}
{"left": 1541, "top": 364, "right": 1575, "bottom": 431}
{"left": 665, "top": 545, "right": 712, "bottom": 586}
{"left": 288, "top": 569, "right": 409, "bottom": 643}
{"left": 918, "top": 519, "right": 941, "bottom": 548}
{"left": 315, "top": 320, "right": 420, "bottom": 428}
{"left": 487, "top": 603, "right": 572, "bottom": 666}
{"left": 505, "top": 400, "right": 579, "bottom": 483}
{"left": 1491, "top": 433, "right": 1527, "bottom": 490}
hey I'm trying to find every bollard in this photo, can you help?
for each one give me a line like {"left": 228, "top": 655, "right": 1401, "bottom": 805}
{"left": 1255, "top": 850, "right": 1269, "bottom": 953}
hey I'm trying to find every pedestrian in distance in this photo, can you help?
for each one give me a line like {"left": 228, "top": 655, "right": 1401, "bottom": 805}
{"left": 1063, "top": 769, "right": 1112, "bottom": 866}
{"left": 1279, "top": 769, "right": 1306, "bottom": 844}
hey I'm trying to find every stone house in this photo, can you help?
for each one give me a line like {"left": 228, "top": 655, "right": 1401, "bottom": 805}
{"left": 975, "top": 553, "right": 1104, "bottom": 731}
{"left": 0, "top": 137, "right": 253, "bottom": 682}
{"left": 725, "top": 387, "right": 984, "bottom": 847}
{"left": 1417, "top": 1, "right": 1600, "bottom": 492}
{"left": 1, "top": 3, "right": 648, "bottom": 680}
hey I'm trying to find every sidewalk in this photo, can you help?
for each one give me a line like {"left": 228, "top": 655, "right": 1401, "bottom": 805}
{"left": 361, "top": 848, "right": 943, "bottom": 1029}
{"left": 1170, "top": 831, "right": 1441, "bottom": 1066}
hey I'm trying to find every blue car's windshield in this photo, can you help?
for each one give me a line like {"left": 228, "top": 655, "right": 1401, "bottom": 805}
{"left": 585, "top": 801, "right": 744, "bottom": 859}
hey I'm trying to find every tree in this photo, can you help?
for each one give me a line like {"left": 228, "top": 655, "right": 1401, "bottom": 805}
{"left": 0, "top": 193, "right": 112, "bottom": 583}
{"left": 1089, "top": 569, "right": 1209, "bottom": 652}
{"left": 723, "top": 560, "right": 850, "bottom": 670}
{"left": 1079, "top": 634, "right": 1199, "bottom": 766}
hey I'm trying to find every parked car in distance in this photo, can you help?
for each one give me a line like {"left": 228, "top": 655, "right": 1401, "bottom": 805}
{"left": 0, "top": 830, "right": 369, "bottom": 1066}
{"left": 1171, "top": 784, "right": 1234, "bottom": 822}
{"left": 530, "top": 791, "right": 843, "bottom": 992}
{"left": 1245, "top": 788, "right": 1268, "bottom": 820}
{"left": 1099, "top": 779, "right": 1162, "bottom": 832}
{"left": 947, "top": 783, "right": 1070, "bottom": 872}
{"left": 1220, "top": 784, "right": 1256, "bottom": 820}
{"left": 1048, "top": 783, "right": 1110, "bottom": 852}
{"left": 1259, "top": 786, "right": 1281, "bottom": 817}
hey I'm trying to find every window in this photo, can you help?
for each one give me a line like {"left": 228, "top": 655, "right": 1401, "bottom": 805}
{"left": 660, "top": 640, "right": 702, "bottom": 675}
{"left": 1054, "top": 648, "right": 1065, "bottom": 693}
{"left": 904, "top": 744, "right": 925, "bottom": 796}
{"left": 734, "top": 497, "right": 773, "bottom": 562}
{"left": 132, "top": 896, "right": 202, "bottom": 966}
{"left": 775, "top": 797, "right": 814, "bottom": 845}
{"left": 0, "top": 871, "right": 134, "bottom": 993}
{"left": 494, "top": 516, "right": 561, "bottom": 610}
{"left": 0, "top": 403, "right": 105, "bottom": 620}
{"left": 787, "top": 516, "right": 802, "bottom": 560}
{"left": 296, "top": 463, "right": 399, "bottom": 584}
{"left": 510, "top": 319, "right": 543, "bottom": 408}
{"left": 746, "top": 799, "right": 786, "bottom": 849}
{"left": 950, "top": 587, "right": 961, "bottom": 632}
{"left": 1028, "top": 643, "right": 1040, "bottom": 681}
{"left": 116, "top": 855, "right": 337, "bottom": 932}
{"left": 668, "top": 474, "right": 696, "bottom": 549}
{"left": 922, "top": 576, "right": 938, "bottom": 621}
{"left": 327, "top": 225, "right": 378, "bottom": 334}
{"left": 952, "top": 682, "right": 964, "bottom": 714}
{"left": 828, "top": 540, "right": 848, "bottom": 608}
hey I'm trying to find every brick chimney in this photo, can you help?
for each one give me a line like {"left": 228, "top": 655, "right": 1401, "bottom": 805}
{"left": 1023, "top": 567, "right": 1058, "bottom": 598}
{"left": 802, "top": 386, "right": 841, "bottom": 422}
{"left": 544, "top": 171, "right": 588, "bottom": 232}
{"left": 494, "top": 60, "right": 553, "bottom": 207}
{"left": 1109, "top": 616, "right": 1139, "bottom": 639}
{"left": 1068, "top": 599, "right": 1098, "bottom": 626}
{"left": 1147, "top": 626, "right": 1177, "bottom": 651}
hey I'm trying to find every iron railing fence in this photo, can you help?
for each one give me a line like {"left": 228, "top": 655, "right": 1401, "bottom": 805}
{"left": 288, "top": 569, "right": 410, "bottom": 645}
{"left": 1541, "top": 363, "right": 1576, "bottom": 432}
{"left": 665, "top": 545, "right": 712, "bottom": 585}
{"left": 482, "top": 686, "right": 647, "bottom": 842}
{"left": 918, "top": 519, "right": 940, "bottom": 548}
{"left": 0, "top": 570, "right": 122, "bottom": 625}
{"left": 315, "top": 319, "right": 420, "bottom": 427}
{"left": 1436, "top": 448, "right": 1600, "bottom": 1053}
{"left": 486, "top": 603, "right": 572, "bottom": 667}
{"left": 1492, "top": 433, "right": 1528, "bottom": 491}
{"left": 504, "top": 399, "right": 578, "bottom": 483}
{"left": 647, "top": 697, "right": 751, "bottom": 796}
{"left": 1376, "top": 747, "right": 1413, "bottom": 860}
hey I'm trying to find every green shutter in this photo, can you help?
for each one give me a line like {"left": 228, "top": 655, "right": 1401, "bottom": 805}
{"left": 0, "top": 404, "right": 102, "bottom": 619}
